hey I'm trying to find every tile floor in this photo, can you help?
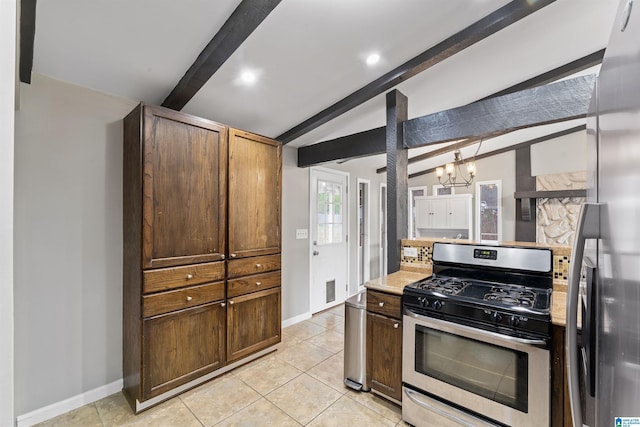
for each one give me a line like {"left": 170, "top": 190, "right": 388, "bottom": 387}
{"left": 36, "top": 304, "right": 406, "bottom": 426}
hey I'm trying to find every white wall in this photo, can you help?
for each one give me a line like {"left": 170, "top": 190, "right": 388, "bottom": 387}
{"left": 1, "top": 0, "right": 16, "bottom": 425}
{"left": 14, "top": 74, "right": 136, "bottom": 415}
{"left": 531, "top": 130, "right": 587, "bottom": 176}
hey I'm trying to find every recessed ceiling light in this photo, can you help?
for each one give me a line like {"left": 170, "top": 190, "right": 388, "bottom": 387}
{"left": 240, "top": 70, "right": 256, "bottom": 84}
{"left": 366, "top": 53, "right": 380, "bottom": 66}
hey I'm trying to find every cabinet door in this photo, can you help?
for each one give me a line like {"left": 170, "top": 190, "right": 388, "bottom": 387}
{"left": 142, "top": 301, "right": 225, "bottom": 399}
{"left": 227, "top": 286, "right": 281, "bottom": 363}
{"left": 366, "top": 312, "right": 402, "bottom": 402}
{"left": 414, "top": 198, "right": 432, "bottom": 229}
{"left": 448, "top": 197, "right": 469, "bottom": 229}
{"left": 431, "top": 198, "right": 450, "bottom": 229}
{"left": 228, "top": 129, "right": 282, "bottom": 259}
{"left": 142, "top": 106, "right": 227, "bottom": 269}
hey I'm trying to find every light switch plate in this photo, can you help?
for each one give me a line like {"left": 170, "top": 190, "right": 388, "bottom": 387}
{"left": 403, "top": 247, "right": 418, "bottom": 257}
{"left": 296, "top": 229, "right": 308, "bottom": 239}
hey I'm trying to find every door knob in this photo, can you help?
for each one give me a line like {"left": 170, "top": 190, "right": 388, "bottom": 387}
{"left": 313, "top": 250, "right": 319, "bottom": 256}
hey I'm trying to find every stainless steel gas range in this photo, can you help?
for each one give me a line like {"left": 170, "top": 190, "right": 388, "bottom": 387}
{"left": 402, "top": 242, "right": 552, "bottom": 427}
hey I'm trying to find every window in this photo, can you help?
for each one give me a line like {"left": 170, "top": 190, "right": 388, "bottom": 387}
{"left": 408, "top": 186, "right": 428, "bottom": 238}
{"left": 316, "top": 179, "right": 343, "bottom": 245}
{"left": 476, "top": 180, "right": 502, "bottom": 242}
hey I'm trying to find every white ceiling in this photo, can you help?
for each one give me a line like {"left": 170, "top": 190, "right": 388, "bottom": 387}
{"left": 31, "top": 0, "right": 621, "bottom": 174}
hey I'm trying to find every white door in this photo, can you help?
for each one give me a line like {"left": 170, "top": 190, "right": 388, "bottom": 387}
{"left": 310, "top": 168, "right": 349, "bottom": 313}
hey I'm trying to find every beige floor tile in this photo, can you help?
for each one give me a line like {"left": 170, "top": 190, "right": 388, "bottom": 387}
{"left": 181, "top": 375, "right": 261, "bottom": 426}
{"left": 35, "top": 403, "right": 102, "bottom": 427}
{"left": 282, "top": 320, "right": 326, "bottom": 341}
{"left": 275, "top": 340, "right": 334, "bottom": 371}
{"left": 307, "top": 395, "right": 396, "bottom": 426}
{"left": 324, "top": 304, "right": 345, "bottom": 318}
{"left": 308, "top": 311, "right": 345, "bottom": 331}
{"left": 345, "top": 389, "right": 402, "bottom": 423}
{"left": 95, "top": 392, "right": 138, "bottom": 426}
{"left": 121, "top": 398, "right": 201, "bottom": 427}
{"left": 234, "top": 356, "right": 302, "bottom": 395}
{"left": 266, "top": 374, "right": 342, "bottom": 425}
{"left": 305, "top": 329, "right": 344, "bottom": 354}
{"left": 306, "top": 353, "right": 348, "bottom": 394}
{"left": 214, "top": 398, "right": 300, "bottom": 427}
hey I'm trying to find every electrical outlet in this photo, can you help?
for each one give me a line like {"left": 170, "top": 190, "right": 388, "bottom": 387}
{"left": 403, "top": 247, "right": 418, "bottom": 257}
{"left": 295, "top": 229, "right": 308, "bottom": 239}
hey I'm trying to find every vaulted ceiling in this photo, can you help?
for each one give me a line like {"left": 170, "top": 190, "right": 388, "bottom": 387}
{"left": 22, "top": 0, "right": 620, "bottom": 175}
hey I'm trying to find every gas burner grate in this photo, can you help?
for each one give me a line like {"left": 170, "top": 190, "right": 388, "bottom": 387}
{"left": 484, "top": 286, "right": 536, "bottom": 307}
{"left": 416, "top": 277, "right": 469, "bottom": 295}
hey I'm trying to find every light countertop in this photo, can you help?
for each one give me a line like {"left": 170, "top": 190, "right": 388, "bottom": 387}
{"left": 364, "top": 270, "right": 429, "bottom": 295}
{"left": 551, "top": 290, "right": 567, "bottom": 327}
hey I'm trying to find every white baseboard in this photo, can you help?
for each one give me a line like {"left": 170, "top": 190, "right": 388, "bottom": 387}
{"left": 16, "top": 378, "right": 123, "bottom": 427}
{"left": 282, "top": 311, "right": 311, "bottom": 328}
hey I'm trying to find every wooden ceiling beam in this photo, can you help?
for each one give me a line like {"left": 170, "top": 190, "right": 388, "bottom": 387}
{"left": 404, "top": 74, "right": 595, "bottom": 148}
{"left": 301, "top": 49, "right": 603, "bottom": 169}
{"left": 407, "top": 124, "right": 586, "bottom": 179}
{"left": 162, "top": 0, "right": 281, "bottom": 111}
{"left": 297, "top": 127, "right": 386, "bottom": 167}
{"left": 277, "top": 0, "right": 556, "bottom": 144}
{"left": 19, "top": 0, "right": 37, "bottom": 83}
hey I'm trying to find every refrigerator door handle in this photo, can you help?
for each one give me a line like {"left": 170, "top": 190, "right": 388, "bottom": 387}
{"left": 567, "top": 203, "right": 600, "bottom": 427}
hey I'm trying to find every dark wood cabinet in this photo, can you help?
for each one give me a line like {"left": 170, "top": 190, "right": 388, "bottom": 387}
{"left": 142, "top": 302, "right": 225, "bottom": 399}
{"left": 366, "top": 290, "right": 403, "bottom": 403}
{"left": 227, "top": 286, "right": 281, "bottom": 363}
{"left": 551, "top": 325, "right": 573, "bottom": 427}
{"left": 139, "top": 106, "right": 227, "bottom": 269}
{"left": 123, "top": 105, "right": 282, "bottom": 412}
{"left": 228, "top": 129, "right": 282, "bottom": 259}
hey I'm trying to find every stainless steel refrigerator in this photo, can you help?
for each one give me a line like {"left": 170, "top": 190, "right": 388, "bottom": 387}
{"left": 567, "top": 0, "right": 640, "bottom": 426}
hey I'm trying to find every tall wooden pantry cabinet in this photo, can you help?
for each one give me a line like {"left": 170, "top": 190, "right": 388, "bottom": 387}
{"left": 123, "top": 104, "right": 282, "bottom": 412}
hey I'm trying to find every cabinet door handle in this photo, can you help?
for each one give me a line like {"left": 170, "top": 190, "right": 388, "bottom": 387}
{"left": 221, "top": 302, "right": 226, "bottom": 307}
{"left": 256, "top": 282, "right": 262, "bottom": 286}
{"left": 230, "top": 253, "right": 236, "bottom": 258}
{"left": 186, "top": 296, "right": 193, "bottom": 302}
{"left": 379, "top": 302, "right": 384, "bottom": 307}
{"left": 393, "top": 323, "right": 399, "bottom": 329}
{"left": 229, "top": 300, "right": 234, "bottom": 305}
{"left": 256, "top": 263, "right": 262, "bottom": 268}
{"left": 186, "top": 274, "right": 194, "bottom": 280}
{"left": 220, "top": 254, "right": 225, "bottom": 260}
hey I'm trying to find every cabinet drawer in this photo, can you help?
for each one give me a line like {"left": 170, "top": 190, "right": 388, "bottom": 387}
{"left": 143, "top": 261, "right": 225, "bottom": 294}
{"left": 228, "top": 271, "right": 281, "bottom": 298}
{"left": 143, "top": 281, "right": 224, "bottom": 317}
{"left": 227, "top": 254, "right": 281, "bottom": 278}
{"left": 367, "top": 290, "right": 402, "bottom": 319}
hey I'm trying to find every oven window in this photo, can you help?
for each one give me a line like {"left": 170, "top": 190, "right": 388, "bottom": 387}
{"left": 415, "top": 325, "right": 528, "bottom": 412}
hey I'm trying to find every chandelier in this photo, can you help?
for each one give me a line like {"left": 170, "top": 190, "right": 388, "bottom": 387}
{"left": 435, "top": 150, "right": 476, "bottom": 188}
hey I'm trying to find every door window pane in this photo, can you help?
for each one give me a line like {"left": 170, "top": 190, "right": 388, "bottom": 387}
{"left": 317, "top": 179, "right": 344, "bottom": 245}
{"left": 476, "top": 181, "right": 502, "bottom": 242}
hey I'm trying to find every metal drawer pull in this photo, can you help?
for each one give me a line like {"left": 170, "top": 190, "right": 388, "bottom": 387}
{"left": 256, "top": 282, "right": 262, "bottom": 286}
{"left": 229, "top": 300, "right": 234, "bottom": 305}
{"left": 393, "top": 323, "right": 399, "bottom": 329}
{"left": 220, "top": 254, "right": 225, "bottom": 259}
{"left": 221, "top": 302, "right": 226, "bottom": 307}
{"left": 256, "top": 263, "right": 262, "bottom": 268}
{"left": 186, "top": 274, "right": 193, "bottom": 279}
{"left": 230, "top": 253, "right": 236, "bottom": 258}
{"left": 379, "top": 302, "right": 384, "bottom": 307}
{"left": 186, "top": 296, "right": 193, "bottom": 302}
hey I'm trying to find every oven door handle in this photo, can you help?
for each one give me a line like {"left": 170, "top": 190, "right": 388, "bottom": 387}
{"left": 404, "top": 309, "right": 548, "bottom": 347}
{"left": 404, "top": 387, "right": 499, "bottom": 427}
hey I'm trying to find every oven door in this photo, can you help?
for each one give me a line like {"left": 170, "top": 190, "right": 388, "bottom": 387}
{"left": 403, "top": 310, "right": 550, "bottom": 427}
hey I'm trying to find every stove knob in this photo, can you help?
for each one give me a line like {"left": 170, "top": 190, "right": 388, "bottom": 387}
{"left": 432, "top": 300, "right": 442, "bottom": 310}
{"left": 508, "top": 316, "right": 520, "bottom": 327}
{"left": 491, "top": 311, "right": 503, "bottom": 323}
{"left": 420, "top": 298, "right": 429, "bottom": 307}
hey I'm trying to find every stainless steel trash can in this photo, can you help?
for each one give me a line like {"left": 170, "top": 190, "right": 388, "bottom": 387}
{"left": 344, "top": 290, "right": 370, "bottom": 391}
